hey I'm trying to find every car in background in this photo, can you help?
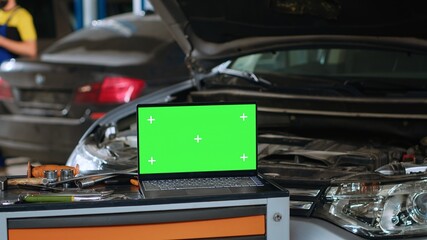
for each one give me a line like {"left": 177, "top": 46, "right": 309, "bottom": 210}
{"left": 67, "top": 0, "right": 427, "bottom": 239}
{"left": 0, "top": 12, "right": 188, "bottom": 163}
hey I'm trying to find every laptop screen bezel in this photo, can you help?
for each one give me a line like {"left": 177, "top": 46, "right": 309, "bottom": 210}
{"left": 136, "top": 102, "right": 258, "bottom": 181}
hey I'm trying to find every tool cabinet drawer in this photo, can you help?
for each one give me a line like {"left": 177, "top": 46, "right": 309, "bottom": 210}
{"left": 7, "top": 206, "right": 267, "bottom": 240}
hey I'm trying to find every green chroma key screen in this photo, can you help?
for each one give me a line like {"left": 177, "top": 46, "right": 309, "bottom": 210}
{"left": 137, "top": 103, "right": 257, "bottom": 174}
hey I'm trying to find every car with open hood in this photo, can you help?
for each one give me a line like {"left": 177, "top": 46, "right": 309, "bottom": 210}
{"left": 0, "top": 12, "right": 188, "bottom": 163}
{"left": 67, "top": 0, "right": 427, "bottom": 239}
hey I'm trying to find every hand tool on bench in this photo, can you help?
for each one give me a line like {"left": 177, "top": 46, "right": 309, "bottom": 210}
{"left": 47, "top": 167, "right": 138, "bottom": 188}
{"left": 20, "top": 190, "right": 117, "bottom": 203}
{"left": 0, "top": 176, "right": 49, "bottom": 191}
{"left": 27, "top": 162, "right": 79, "bottom": 178}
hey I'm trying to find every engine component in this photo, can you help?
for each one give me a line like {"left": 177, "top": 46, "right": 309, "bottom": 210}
{"left": 375, "top": 162, "right": 427, "bottom": 176}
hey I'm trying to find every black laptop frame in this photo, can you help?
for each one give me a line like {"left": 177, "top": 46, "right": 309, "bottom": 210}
{"left": 136, "top": 102, "right": 258, "bottom": 181}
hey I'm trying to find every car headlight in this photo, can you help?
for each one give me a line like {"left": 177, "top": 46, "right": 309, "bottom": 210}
{"left": 67, "top": 138, "right": 112, "bottom": 171}
{"left": 319, "top": 177, "right": 427, "bottom": 238}
{"left": 67, "top": 135, "right": 137, "bottom": 172}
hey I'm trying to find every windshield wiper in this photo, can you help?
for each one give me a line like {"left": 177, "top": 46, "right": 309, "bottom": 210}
{"left": 217, "top": 68, "right": 272, "bottom": 87}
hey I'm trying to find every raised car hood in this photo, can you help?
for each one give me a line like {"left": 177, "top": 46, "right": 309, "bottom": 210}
{"left": 152, "top": 0, "right": 427, "bottom": 70}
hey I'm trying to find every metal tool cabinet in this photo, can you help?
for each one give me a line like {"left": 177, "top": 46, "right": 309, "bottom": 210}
{"left": 0, "top": 188, "right": 289, "bottom": 240}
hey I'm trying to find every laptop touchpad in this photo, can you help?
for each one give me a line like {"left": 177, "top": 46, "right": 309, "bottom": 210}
{"left": 185, "top": 188, "right": 233, "bottom": 196}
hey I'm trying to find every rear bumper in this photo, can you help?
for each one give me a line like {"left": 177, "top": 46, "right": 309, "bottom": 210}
{"left": 0, "top": 114, "right": 93, "bottom": 163}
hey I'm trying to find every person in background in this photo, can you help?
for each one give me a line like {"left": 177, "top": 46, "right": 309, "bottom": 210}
{"left": 0, "top": 0, "right": 36, "bottom": 62}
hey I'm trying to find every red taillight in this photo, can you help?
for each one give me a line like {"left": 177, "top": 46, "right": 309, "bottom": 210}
{"left": 0, "top": 77, "right": 12, "bottom": 100}
{"left": 90, "top": 112, "right": 106, "bottom": 120}
{"left": 74, "top": 76, "right": 145, "bottom": 104}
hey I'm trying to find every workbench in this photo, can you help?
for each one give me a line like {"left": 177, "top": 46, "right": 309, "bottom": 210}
{"left": 0, "top": 183, "right": 289, "bottom": 240}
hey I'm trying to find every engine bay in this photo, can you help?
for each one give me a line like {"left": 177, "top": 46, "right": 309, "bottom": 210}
{"left": 81, "top": 115, "right": 427, "bottom": 185}
{"left": 258, "top": 133, "right": 427, "bottom": 184}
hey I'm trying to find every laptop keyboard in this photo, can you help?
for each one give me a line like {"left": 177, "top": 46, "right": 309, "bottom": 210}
{"left": 143, "top": 177, "right": 264, "bottom": 191}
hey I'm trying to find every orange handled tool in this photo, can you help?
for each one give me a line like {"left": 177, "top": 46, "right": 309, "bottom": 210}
{"left": 8, "top": 177, "right": 49, "bottom": 186}
{"left": 27, "top": 162, "right": 79, "bottom": 178}
{"left": 130, "top": 178, "right": 139, "bottom": 187}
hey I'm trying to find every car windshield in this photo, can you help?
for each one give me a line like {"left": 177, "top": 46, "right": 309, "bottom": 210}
{"left": 227, "top": 48, "right": 427, "bottom": 97}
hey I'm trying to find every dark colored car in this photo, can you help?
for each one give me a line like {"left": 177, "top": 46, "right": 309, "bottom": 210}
{"left": 67, "top": 0, "right": 427, "bottom": 239}
{"left": 0, "top": 12, "right": 188, "bottom": 163}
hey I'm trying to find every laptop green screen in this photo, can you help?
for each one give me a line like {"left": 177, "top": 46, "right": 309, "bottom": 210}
{"left": 137, "top": 103, "right": 257, "bottom": 175}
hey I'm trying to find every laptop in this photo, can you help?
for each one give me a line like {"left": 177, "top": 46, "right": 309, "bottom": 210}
{"left": 136, "top": 102, "right": 276, "bottom": 199}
